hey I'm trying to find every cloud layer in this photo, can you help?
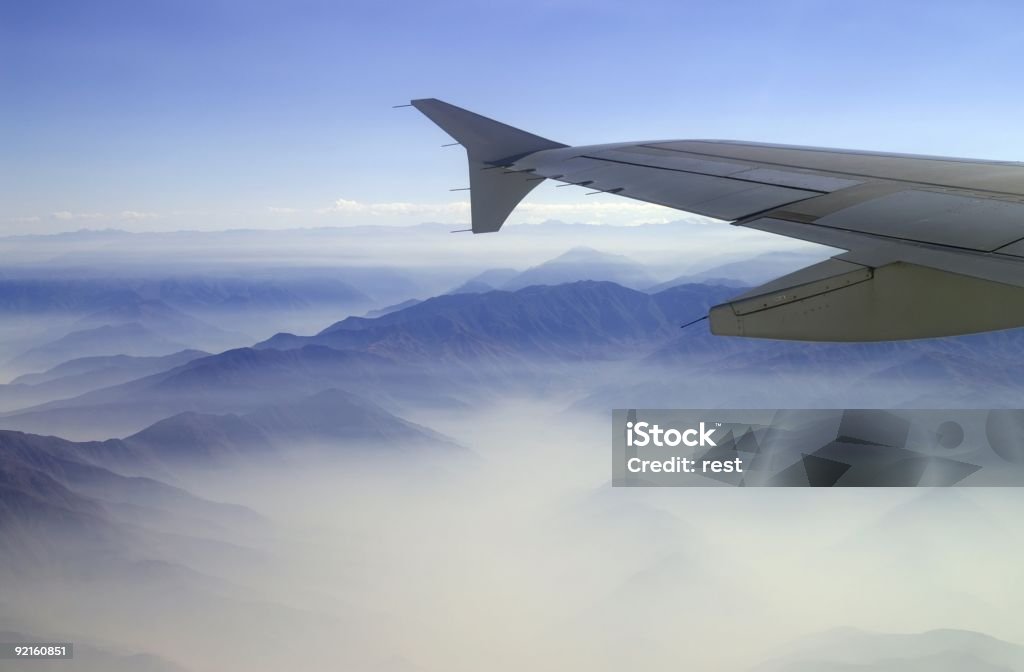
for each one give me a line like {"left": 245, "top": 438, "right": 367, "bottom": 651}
{"left": 5, "top": 197, "right": 713, "bottom": 235}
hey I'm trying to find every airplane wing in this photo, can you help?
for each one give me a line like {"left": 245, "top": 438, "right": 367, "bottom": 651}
{"left": 411, "top": 98, "right": 1024, "bottom": 341}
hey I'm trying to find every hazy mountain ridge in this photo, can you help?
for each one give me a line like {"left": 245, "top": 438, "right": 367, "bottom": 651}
{"left": 0, "top": 345, "right": 444, "bottom": 438}
{"left": 649, "top": 249, "right": 836, "bottom": 292}
{"left": 8, "top": 322, "right": 191, "bottom": 374}
{"left": 0, "top": 275, "right": 372, "bottom": 315}
{"left": 767, "top": 653, "right": 1011, "bottom": 671}
{"left": 365, "top": 298, "right": 423, "bottom": 317}
{"left": 0, "top": 383, "right": 458, "bottom": 477}
{"left": 0, "top": 444, "right": 189, "bottom": 577}
{"left": 11, "top": 350, "right": 209, "bottom": 387}
{"left": 2, "top": 264, "right": 1024, "bottom": 670}
{"left": 447, "top": 268, "right": 520, "bottom": 294}
{"left": 501, "top": 246, "right": 657, "bottom": 290}
{"left": 447, "top": 247, "right": 709, "bottom": 295}
{"left": 10, "top": 279, "right": 1024, "bottom": 436}
{"left": 0, "top": 425, "right": 284, "bottom": 615}
{"left": 126, "top": 388, "right": 461, "bottom": 467}
{"left": 262, "top": 281, "right": 739, "bottom": 362}
{"left": 0, "top": 429, "right": 260, "bottom": 527}
{"left": 71, "top": 298, "right": 247, "bottom": 348}
{"left": 0, "top": 278, "right": 142, "bottom": 314}
{"left": 0, "top": 350, "right": 209, "bottom": 413}
{"left": 754, "top": 628, "right": 1024, "bottom": 671}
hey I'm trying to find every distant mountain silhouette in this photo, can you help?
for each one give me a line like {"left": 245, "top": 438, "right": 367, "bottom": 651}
{"left": 262, "top": 281, "right": 738, "bottom": 362}
{"left": 72, "top": 298, "right": 245, "bottom": 349}
{"left": 0, "top": 350, "right": 208, "bottom": 413}
{"left": 0, "top": 281, "right": 749, "bottom": 435}
{"left": 126, "top": 388, "right": 460, "bottom": 465}
{"left": 0, "top": 384, "right": 458, "bottom": 491}
{"left": 0, "top": 451, "right": 108, "bottom": 526}
{"left": 0, "top": 278, "right": 141, "bottom": 314}
{"left": 767, "top": 653, "right": 1010, "bottom": 671}
{"left": 447, "top": 268, "right": 519, "bottom": 294}
{"left": 365, "top": 298, "right": 422, "bottom": 317}
{"left": 0, "top": 427, "right": 326, "bottom": 661}
{"left": 11, "top": 350, "right": 208, "bottom": 387}
{"left": 148, "top": 346, "right": 410, "bottom": 402}
{"left": 501, "top": 247, "right": 656, "bottom": 290}
{"left": 173, "top": 276, "right": 369, "bottom": 311}
{"left": 7, "top": 323, "right": 190, "bottom": 374}
{"left": 753, "top": 628, "right": 1024, "bottom": 672}
{"left": 0, "top": 429, "right": 263, "bottom": 573}
{"left": 0, "top": 429, "right": 259, "bottom": 520}
{"left": 447, "top": 280, "right": 498, "bottom": 295}
{"left": 647, "top": 250, "right": 833, "bottom": 292}
{"left": 12, "top": 280, "right": 1024, "bottom": 435}
{"left": 0, "top": 275, "right": 371, "bottom": 315}
{"left": 125, "top": 412, "right": 276, "bottom": 465}
{"left": 0, "top": 345, "right": 439, "bottom": 438}
{"left": 0, "top": 452, "right": 117, "bottom": 572}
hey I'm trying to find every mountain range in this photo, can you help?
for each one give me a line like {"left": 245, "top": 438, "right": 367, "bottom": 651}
{"left": 0, "top": 280, "right": 739, "bottom": 437}
{"left": 261, "top": 280, "right": 739, "bottom": 363}
{"left": 7, "top": 278, "right": 1024, "bottom": 436}
{"left": 0, "top": 426, "right": 264, "bottom": 577}
{"left": 126, "top": 388, "right": 460, "bottom": 467}
{"left": 754, "top": 628, "right": 1024, "bottom": 671}
{"left": 0, "top": 275, "right": 372, "bottom": 315}
{"left": 500, "top": 246, "right": 658, "bottom": 290}
{"left": 7, "top": 322, "right": 191, "bottom": 375}
{"left": 441, "top": 247, "right": 832, "bottom": 296}
{"left": 4, "top": 246, "right": 1024, "bottom": 671}
{"left": 2, "top": 296, "right": 247, "bottom": 376}
{"left": 648, "top": 249, "right": 836, "bottom": 291}
{"left": 0, "top": 384, "right": 456, "bottom": 563}
{"left": 0, "top": 350, "right": 208, "bottom": 413}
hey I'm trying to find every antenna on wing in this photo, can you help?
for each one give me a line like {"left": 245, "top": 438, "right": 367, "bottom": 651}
{"left": 680, "top": 315, "right": 709, "bottom": 330}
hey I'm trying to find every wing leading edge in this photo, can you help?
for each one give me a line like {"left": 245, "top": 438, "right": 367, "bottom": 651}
{"left": 412, "top": 98, "right": 1024, "bottom": 341}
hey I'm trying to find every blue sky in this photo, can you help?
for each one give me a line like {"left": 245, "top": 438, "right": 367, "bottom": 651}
{"left": 4, "top": 0, "right": 1024, "bottom": 233}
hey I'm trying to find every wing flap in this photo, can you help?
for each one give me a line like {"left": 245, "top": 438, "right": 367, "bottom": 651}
{"left": 710, "top": 260, "right": 1024, "bottom": 341}
{"left": 743, "top": 217, "right": 1024, "bottom": 290}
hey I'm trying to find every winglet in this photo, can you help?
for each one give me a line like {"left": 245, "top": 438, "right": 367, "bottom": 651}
{"left": 411, "top": 99, "right": 567, "bottom": 233}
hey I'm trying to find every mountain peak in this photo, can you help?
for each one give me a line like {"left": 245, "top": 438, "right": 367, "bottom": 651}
{"left": 502, "top": 247, "right": 654, "bottom": 290}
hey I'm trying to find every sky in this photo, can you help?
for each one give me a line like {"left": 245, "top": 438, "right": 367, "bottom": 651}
{"left": 4, "top": 0, "right": 1024, "bottom": 234}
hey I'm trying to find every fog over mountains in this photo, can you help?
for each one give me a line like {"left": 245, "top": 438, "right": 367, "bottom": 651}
{"left": 260, "top": 280, "right": 738, "bottom": 362}
{"left": 1, "top": 225, "right": 1023, "bottom": 671}
{"left": 754, "top": 628, "right": 1024, "bottom": 671}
